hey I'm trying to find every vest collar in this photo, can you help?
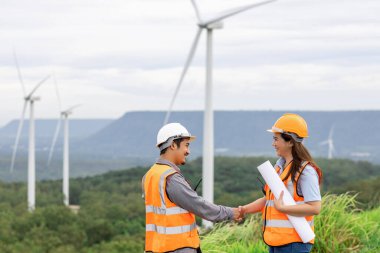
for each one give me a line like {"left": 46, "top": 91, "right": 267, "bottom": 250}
{"left": 156, "top": 158, "right": 181, "bottom": 173}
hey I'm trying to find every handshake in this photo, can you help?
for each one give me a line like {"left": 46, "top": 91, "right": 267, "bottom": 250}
{"left": 232, "top": 206, "right": 246, "bottom": 222}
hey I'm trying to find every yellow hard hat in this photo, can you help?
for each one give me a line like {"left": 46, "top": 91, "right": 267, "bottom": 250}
{"left": 267, "top": 113, "right": 309, "bottom": 138}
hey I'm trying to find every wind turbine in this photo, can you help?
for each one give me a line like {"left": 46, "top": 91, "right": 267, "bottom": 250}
{"left": 163, "top": 0, "right": 277, "bottom": 227}
{"left": 47, "top": 77, "right": 80, "bottom": 206}
{"left": 10, "top": 50, "right": 50, "bottom": 211}
{"left": 320, "top": 125, "right": 335, "bottom": 159}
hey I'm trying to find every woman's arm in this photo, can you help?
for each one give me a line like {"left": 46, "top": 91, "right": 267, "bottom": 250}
{"left": 273, "top": 191, "right": 321, "bottom": 217}
{"left": 239, "top": 197, "right": 266, "bottom": 215}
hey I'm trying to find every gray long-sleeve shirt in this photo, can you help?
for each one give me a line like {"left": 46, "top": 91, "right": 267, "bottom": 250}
{"left": 159, "top": 159, "right": 234, "bottom": 222}
{"left": 166, "top": 173, "right": 233, "bottom": 222}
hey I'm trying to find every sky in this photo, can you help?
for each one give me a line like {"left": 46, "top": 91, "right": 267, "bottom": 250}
{"left": 0, "top": 0, "right": 379, "bottom": 126}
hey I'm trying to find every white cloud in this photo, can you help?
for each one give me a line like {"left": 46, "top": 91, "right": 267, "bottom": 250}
{"left": 0, "top": 0, "right": 379, "bottom": 125}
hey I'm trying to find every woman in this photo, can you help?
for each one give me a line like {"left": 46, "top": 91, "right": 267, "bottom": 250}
{"left": 240, "top": 113, "right": 323, "bottom": 253}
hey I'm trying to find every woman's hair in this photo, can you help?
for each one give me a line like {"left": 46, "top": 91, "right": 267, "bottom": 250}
{"left": 281, "top": 133, "right": 322, "bottom": 184}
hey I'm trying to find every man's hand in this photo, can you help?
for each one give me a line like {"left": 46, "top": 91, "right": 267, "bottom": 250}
{"left": 273, "top": 191, "right": 285, "bottom": 212}
{"left": 232, "top": 207, "right": 245, "bottom": 222}
{"left": 238, "top": 205, "right": 245, "bottom": 218}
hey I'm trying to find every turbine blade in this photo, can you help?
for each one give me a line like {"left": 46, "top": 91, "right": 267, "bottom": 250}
{"left": 164, "top": 28, "right": 203, "bottom": 125}
{"left": 319, "top": 140, "right": 328, "bottom": 145}
{"left": 53, "top": 73, "right": 62, "bottom": 112}
{"left": 46, "top": 116, "right": 62, "bottom": 168}
{"left": 10, "top": 101, "right": 27, "bottom": 172}
{"left": 27, "top": 75, "right": 51, "bottom": 98}
{"left": 201, "top": 0, "right": 277, "bottom": 26}
{"left": 13, "top": 49, "right": 27, "bottom": 97}
{"left": 190, "top": 0, "right": 202, "bottom": 23}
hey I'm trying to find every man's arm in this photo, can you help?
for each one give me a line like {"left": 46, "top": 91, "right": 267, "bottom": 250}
{"left": 166, "top": 173, "right": 237, "bottom": 222}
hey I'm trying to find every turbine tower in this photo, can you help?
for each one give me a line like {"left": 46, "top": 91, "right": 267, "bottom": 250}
{"left": 10, "top": 50, "right": 50, "bottom": 211}
{"left": 163, "top": 0, "right": 277, "bottom": 227}
{"left": 47, "top": 77, "right": 80, "bottom": 206}
{"left": 320, "top": 125, "right": 335, "bottom": 159}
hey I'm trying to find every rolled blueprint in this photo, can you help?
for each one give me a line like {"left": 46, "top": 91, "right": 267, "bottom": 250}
{"left": 257, "top": 160, "right": 315, "bottom": 243}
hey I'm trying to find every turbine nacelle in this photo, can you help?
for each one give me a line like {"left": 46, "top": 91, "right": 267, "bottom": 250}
{"left": 61, "top": 104, "right": 82, "bottom": 117}
{"left": 198, "top": 21, "right": 224, "bottom": 29}
{"left": 24, "top": 96, "right": 40, "bottom": 102}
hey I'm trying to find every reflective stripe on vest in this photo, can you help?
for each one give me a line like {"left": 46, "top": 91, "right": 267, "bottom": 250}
{"left": 159, "top": 168, "right": 177, "bottom": 207}
{"left": 146, "top": 205, "right": 190, "bottom": 215}
{"left": 146, "top": 222, "right": 197, "bottom": 235}
{"left": 265, "top": 219, "right": 314, "bottom": 228}
{"left": 265, "top": 200, "right": 305, "bottom": 207}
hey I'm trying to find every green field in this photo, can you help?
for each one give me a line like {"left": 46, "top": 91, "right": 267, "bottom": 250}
{"left": 0, "top": 156, "right": 379, "bottom": 252}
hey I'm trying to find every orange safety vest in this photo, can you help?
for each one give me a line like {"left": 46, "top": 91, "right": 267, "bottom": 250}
{"left": 143, "top": 163, "right": 200, "bottom": 253}
{"left": 262, "top": 161, "right": 321, "bottom": 246}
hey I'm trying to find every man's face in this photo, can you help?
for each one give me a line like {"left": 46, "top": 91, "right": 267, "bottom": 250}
{"left": 172, "top": 138, "right": 191, "bottom": 165}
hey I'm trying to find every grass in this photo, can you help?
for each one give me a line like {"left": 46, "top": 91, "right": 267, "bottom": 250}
{"left": 200, "top": 215, "right": 266, "bottom": 253}
{"left": 355, "top": 206, "right": 380, "bottom": 252}
{"left": 200, "top": 194, "right": 379, "bottom": 253}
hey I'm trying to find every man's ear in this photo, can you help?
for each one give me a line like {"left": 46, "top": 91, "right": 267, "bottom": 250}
{"left": 170, "top": 141, "right": 178, "bottom": 150}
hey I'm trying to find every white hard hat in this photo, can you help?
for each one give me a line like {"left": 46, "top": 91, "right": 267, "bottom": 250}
{"left": 156, "top": 123, "right": 195, "bottom": 150}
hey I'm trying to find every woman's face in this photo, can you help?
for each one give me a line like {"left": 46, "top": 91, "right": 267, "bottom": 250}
{"left": 272, "top": 133, "right": 293, "bottom": 157}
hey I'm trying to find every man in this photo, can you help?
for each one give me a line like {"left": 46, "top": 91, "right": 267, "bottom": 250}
{"left": 142, "top": 123, "right": 242, "bottom": 253}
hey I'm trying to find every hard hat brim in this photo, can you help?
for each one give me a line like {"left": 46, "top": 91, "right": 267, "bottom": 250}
{"left": 266, "top": 127, "right": 284, "bottom": 134}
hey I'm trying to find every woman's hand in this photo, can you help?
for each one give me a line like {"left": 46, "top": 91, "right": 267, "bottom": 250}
{"left": 273, "top": 191, "right": 322, "bottom": 216}
{"left": 273, "top": 191, "right": 285, "bottom": 212}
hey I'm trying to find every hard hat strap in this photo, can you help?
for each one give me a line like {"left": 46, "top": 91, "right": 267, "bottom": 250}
{"left": 158, "top": 134, "right": 190, "bottom": 151}
{"left": 158, "top": 136, "right": 176, "bottom": 151}
{"left": 283, "top": 132, "right": 303, "bottom": 143}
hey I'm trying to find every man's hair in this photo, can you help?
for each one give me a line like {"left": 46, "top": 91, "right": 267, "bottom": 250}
{"left": 159, "top": 138, "right": 188, "bottom": 155}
